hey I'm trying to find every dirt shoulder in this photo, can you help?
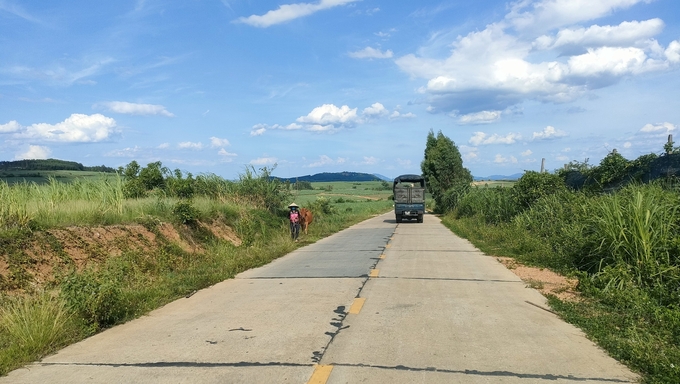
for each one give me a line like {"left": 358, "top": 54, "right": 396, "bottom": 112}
{"left": 495, "top": 257, "right": 580, "bottom": 302}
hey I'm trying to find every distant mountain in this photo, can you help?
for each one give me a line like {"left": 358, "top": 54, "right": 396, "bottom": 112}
{"left": 275, "top": 171, "right": 383, "bottom": 183}
{"left": 473, "top": 173, "right": 523, "bottom": 181}
{"left": 372, "top": 173, "right": 392, "bottom": 182}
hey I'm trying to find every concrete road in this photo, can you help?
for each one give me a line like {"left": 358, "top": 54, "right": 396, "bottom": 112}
{"left": 2, "top": 213, "right": 638, "bottom": 383}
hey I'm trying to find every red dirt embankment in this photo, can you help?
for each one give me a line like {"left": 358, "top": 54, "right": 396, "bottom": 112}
{"left": 0, "top": 221, "right": 241, "bottom": 294}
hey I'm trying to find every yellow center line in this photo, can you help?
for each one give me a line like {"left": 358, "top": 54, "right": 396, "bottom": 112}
{"left": 379, "top": 253, "right": 386, "bottom": 259}
{"left": 385, "top": 244, "right": 391, "bottom": 248}
{"left": 369, "top": 269, "right": 380, "bottom": 277}
{"left": 308, "top": 364, "right": 333, "bottom": 384}
{"left": 348, "top": 297, "right": 366, "bottom": 314}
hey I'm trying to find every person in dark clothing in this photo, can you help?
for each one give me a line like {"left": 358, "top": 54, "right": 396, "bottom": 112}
{"left": 288, "top": 203, "right": 301, "bottom": 242}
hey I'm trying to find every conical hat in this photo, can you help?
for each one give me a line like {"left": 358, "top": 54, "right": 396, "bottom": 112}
{"left": 288, "top": 202, "right": 299, "bottom": 208}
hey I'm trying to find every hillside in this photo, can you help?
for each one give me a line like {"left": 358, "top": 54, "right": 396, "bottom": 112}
{"left": 0, "top": 159, "right": 116, "bottom": 173}
{"left": 276, "top": 171, "right": 384, "bottom": 183}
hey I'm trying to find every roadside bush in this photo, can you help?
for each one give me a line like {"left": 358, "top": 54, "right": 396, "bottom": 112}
{"left": 172, "top": 201, "right": 199, "bottom": 224}
{"left": 512, "top": 171, "right": 567, "bottom": 209}
{"left": 60, "top": 270, "right": 126, "bottom": 331}
{"left": 309, "top": 197, "right": 334, "bottom": 215}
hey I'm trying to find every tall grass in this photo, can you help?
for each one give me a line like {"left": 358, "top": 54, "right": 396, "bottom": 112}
{"left": 0, "top": 293, "right": 80, "bottom": 370}
{"left": 445, "top": 181, "right": 680, "bottom": 382}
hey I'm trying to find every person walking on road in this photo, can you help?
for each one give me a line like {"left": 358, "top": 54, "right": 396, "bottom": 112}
{"left": 288, "top": 203, "right": 301, "bottom": 242}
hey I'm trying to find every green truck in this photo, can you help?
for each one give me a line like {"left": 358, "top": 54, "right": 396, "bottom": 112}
{"left": 393, "top": 174, "right": 426, "bottom": 223}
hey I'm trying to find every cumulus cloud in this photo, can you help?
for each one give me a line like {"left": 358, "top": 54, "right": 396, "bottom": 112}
{"left": 218, "top": 148, "right": 238, "bottom": 162}
{"left": 308, "top": 155, "right": 347, "bottom": 167}
{"left": 297, "top": 104, "right": 359, "bottom": 126}
{"left": 235, "top": 0, "right": 358, "bottom": 28}
{"left": 521, "top": 149, "right": 533, "bottom": 156}
{"left": 457, "top": 111, "right": 502, "bottom": 125}
{"left": 534, "top": 19, "right": 665, "bottom": 52}
{"left": 506, "top": 0, "right": 650, "bottom": 33}
{"left": 361, "top": 156, "right": 379, "bottom": 165}
{"left": 395, "top": 1, "right": 677, "bottom": 116}
{"left": 252, "top": 102, "right": 415, "bottom": 135}
{"left": 19, "top": 114, "right": 118, "bottom": 142}
{"left": 0, "top": 120, "right": 22, "bottom": 133}
{"left": 250, "top": 157, "right": 277, "bottom": 165}
{"left": 349, "top": 47, "right": 394, "bottom": 59}
{"left": 210, "top": 137, "right": 230, "bottom": 147}
{"left": 178, "top": 141, "right": 203, "bottom": 150}
{"left": 362, "top": 103, "right": 388, "bottom": 118}
{"left": 469, "top": 132, "right": 521, "bottom": 146}
{"left": 640, "top": 122, "right": 677, "bottom": 133}
{"left": 532, "top": 126, "right": 567, "bottom": 140}
{"left": 494, "top": 154, "right": 518, "bottom": 164}
{"left": 96, "top": 101, "right": 174, "bottom": 117}
{"left": 158, "top": 143, "right": 170, "bottom": 149}
{"left": 15, "top": 145, "right": 51, "bottom": 160}
{"left": 105, "top": 146, "right": 144, "bottom": 158}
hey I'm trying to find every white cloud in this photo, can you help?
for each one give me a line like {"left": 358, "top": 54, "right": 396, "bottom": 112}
{"left": 362, "top": 103, "right": 388, "bottom": 118}
{"left": 105, "top": 146, "right": 144, "bottom": 158}
{"left": 349, "top": 47, "right": 394, "bottom": 59}
{"left": 394, "top": 1, "right": 677, "bottom": 116}
{"left": 297, "top": 104, "right": 360, "bottom": 126}
{"left": 666, "top": 41, "right": 680, "bottom": 63}
{"left": 250, "top": 157, "right": 277, "bottom": 165}
{"left": 494, "top": 154, "right": 518, "bottom": 164}
{"left": 624, "top": 141, "right": 632, "bottom": 148}
{"left": 20, "top": 114, "right": 117, "bottom": 142}
{"left": 96, "top": 101, "right": 174, "bottom": 117}
{"left": 0, "top": 120, "right": 22, "bottom": 133}
{"left": 250, "top": 124, "right": 268, "bottom": 136}
{"left": 15, "top": 145, "right": 51, "bottom": 160}
{"left": 362, "top": 156, "right": 379, "bottom": 165}
{"left": 178, "top": 141, "right": 203, "bottom": 150}
{"left": 469, "top": 132, "right": 521, "bottom": 146}
{"left": 307, "top": 155, "right": 346, "bottom": 167}
{"left": 210, "top": 137, "right": 230, "bottom": 147}
{"left": 532, "top": 126, "right": 567, "bottom": 140}
{"left": 458, "top": 111, "right": 502, "bottom": 125}
{"left": 218, "top": 148, "right": 237, "bottom": 162}
{"left": 235, "top": 0, "right": 359, "bottom": 28}
{"left": 534, "top": 19, "right": 665, "bottom": 51}
{"left": 640, "top": 122, "right": 677, "bottom": 133}
{"left": 521, "top": 149, "right": 533, "bottom": 156}
{"left": 389, "top": 111, "right": 416, "bottom": 119}
{"left": 158, "top": 143, "right": 170, "bottom": 149}
{"left": 506, "top": 0, "right": 649, "bottom": 33}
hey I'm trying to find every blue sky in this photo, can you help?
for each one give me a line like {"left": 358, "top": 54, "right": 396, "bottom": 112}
{"left": 1, "top": 0, "right": 679, "bottom": 179}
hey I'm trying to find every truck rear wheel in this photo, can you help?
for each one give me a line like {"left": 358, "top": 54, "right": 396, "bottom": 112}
{"left": 418, "top": 214, "right": 423, "bottom": 223}
{"left": 396, "top": 214, "right": 402, "bottom": 223}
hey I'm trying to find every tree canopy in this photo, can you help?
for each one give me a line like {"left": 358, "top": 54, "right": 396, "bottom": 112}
{"left": 421, "top": 130, "right": 472, "bottom": 213}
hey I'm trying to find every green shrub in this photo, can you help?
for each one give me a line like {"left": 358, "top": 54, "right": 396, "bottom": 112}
{"left": 512, "top": 171, "right": 567, "bottom": 209}
{"left": 60, "top": 270, "right": 126, "bottom": 330}
{"left": 172, "top": 201, "right": 199, "bottom": 224}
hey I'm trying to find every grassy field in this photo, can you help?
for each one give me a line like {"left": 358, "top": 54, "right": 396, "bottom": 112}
{"left": 0, "top": 176, "right": 393, "bottom": 376}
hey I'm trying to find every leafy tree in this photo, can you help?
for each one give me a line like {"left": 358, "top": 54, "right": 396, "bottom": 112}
{"left": 421, "top": 130, "right": 472, "bottom": 213}
{"left": 589, "top": 150, "right": 630, "bottom": 186}
{"left": 512, "top": 171, "right": 567, "bottom": 209}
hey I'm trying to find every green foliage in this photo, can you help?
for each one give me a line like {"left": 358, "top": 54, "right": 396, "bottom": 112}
{"left": 60, "top": 270, "right": 126, "bottom": 330}
{"left": 589, "top": 150, "right": 631, "bottom": 187}
{"left": 309, "top": 197, "right": 335, "bottom": 215}
{"left": 172, "top": 201, "right": 199, "bottom": 224}
{"left": 444, "top": 179, "right": 680, "bottom": 383}
{"left": 456, "top": 186, "right": 518, "bottom": 225}
{"left": 421, "top": 130, "right": 472, "bottom": 213}
{"left": 512, "top": 171, "right": 567, "bottom": 209}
